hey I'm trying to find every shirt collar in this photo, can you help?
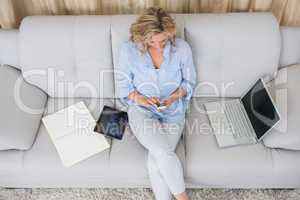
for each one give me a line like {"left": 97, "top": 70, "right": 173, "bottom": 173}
{"left": 145, "top": 40, "right": 172, "bottom": 68}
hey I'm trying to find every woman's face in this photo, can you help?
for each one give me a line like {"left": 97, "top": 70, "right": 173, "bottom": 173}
{"left": 147, "top": 32, "right": 169, "bottom": 52}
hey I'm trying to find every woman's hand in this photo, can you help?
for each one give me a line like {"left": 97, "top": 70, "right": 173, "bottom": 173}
{"left": 161, "top": 95, "right": 178, "bottom": 107}
{"left": 137, "top": 96, "right": 160, "bottom": 107}
{"left": 162, "top": 87, "right": 187, "bottom": 107}
{"left": 128, "top": 91, "right": 160, "bottom": 107}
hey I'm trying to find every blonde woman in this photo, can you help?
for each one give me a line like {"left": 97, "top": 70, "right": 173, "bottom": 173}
{"left": 115, "top": 6, "right": 196, "bottom": 200}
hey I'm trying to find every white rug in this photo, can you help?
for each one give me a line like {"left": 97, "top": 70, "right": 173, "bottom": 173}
{"left": 1, "top": 188, "right": 300, "bottom": 200}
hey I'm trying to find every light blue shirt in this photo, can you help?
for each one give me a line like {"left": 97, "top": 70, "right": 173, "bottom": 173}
{"left": 115, "top": 38, "right": 196, "bottom": 123}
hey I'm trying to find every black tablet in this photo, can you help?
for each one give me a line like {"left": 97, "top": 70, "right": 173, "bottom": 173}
{"left": 94, "top": 105, "right": 128, "bottom": 140}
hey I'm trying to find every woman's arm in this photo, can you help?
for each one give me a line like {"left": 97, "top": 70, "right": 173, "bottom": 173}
{"left": 162, "top": 42, "right": 196, "bottom": 106}
{"left": 178, "top": 41, "right": 196, "bottom": 101}
{"left": 162, "top": 87, "right": 187, "bottom": 107}
{"left": 127, "top": 90, "right": 160, "bottom": 107}
{"left": 115, "top": 43, "right": 160, "bottom": 107}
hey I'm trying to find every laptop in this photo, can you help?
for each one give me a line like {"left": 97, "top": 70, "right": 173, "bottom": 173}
{"left": 204, "top": 78, "right": 281, "bottom": 148}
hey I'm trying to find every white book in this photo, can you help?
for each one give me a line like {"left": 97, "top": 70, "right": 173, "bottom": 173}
{"left": 42, "top": 101, "right": 110, "bottom": 167}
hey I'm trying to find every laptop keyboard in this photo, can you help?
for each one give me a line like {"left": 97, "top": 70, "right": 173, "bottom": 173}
{"left": 224, "top": 100, "right": 254, "bottom": 139}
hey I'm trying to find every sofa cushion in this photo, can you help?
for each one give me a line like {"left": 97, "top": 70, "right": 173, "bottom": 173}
{"left": 0, "top": 65, "right": 47, "bottom": 150}
{"left": 19, "top": 98, "right": 114, "bottom": 187}
{"left": 263, "top": 64, "right": 300, "bottom": 150}
{"left": 0, "top": 144, "right": 10, "bottom": 150}
{"left": 109, "top": 119, "right": 186, "bottom": 180}
{"left": 184, "top": 97, "right": 300, "bottom": 187}
{"left": 19, "top": 16, "right": 114, "bottom": 98}
{"left": 0, "top": 149, "right": 25, "bottom": 187}
{"left": 12, "top": 97, "right": 186, "bottom": 187}
{"left": 184, "top": 13, "right": 280, "bottom": 97}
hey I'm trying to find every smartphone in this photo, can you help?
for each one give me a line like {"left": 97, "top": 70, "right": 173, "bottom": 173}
{"left": 157, "top": 105, "right": 167, "bottom": 111}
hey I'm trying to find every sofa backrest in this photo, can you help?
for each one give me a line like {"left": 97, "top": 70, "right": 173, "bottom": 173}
{"left": 19, "top": 16, "right": 114, "bottom": 98}
{"left": 3, "top": 13, "right": 283, "bottom": 98}
{"left": 17, "top": 14, "right": 186, "bottom": 98}
{"left": 0, "top": 30, "right": 19, "bottom": 68}
{"left": 185, "top": 13, "right": 280, "bottom": 97}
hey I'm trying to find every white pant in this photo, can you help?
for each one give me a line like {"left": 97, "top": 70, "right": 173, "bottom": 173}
{"left": 127, "top": 105, "right": 186, "bottom": 200}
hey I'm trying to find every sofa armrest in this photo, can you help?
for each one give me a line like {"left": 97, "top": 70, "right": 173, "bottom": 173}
{"left": 263, "top": 64, "right": 300, "bottom": 150}
{"left": 279, "top": 26, "right": 300, "bottom": 68}
{"left": 0, "top": 65, "right": 47, "bottom": 150}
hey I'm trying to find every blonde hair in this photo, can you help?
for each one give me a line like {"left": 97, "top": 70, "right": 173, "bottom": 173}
{"left": 130, "top": 6, "right": 176, "bottom": 53}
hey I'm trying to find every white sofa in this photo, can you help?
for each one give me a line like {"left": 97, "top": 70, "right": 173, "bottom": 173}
{"left": 0, "top": 12, "right": 300, "bottom": 188}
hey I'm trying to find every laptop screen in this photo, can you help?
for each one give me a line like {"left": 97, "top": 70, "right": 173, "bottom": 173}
{"left": 241, "top": 79, "right": 280, "bottom": 140}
